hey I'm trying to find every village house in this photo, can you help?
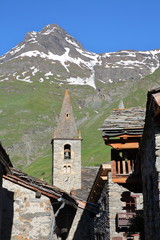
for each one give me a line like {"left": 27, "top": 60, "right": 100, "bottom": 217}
{"left": 88, "top": 107, "right": 146, "bottom": 240}
{"left": 141, "top": 88, "right": 160, "bottom": 240}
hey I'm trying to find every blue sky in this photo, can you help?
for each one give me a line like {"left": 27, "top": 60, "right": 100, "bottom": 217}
{"left": 1, "top": 0, "right": 160, "bottom": 56}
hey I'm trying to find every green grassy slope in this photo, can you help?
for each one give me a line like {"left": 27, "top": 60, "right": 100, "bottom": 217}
{"left": 1, "top": 69, "right": 160, "bottom": 183}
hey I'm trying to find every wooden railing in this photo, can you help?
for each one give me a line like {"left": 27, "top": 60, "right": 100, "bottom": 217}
{"left": 112, "top": 159, "right": 135, "bottom": 177}
{"left": 111, "top": 158, "right": 141, "bottom": 179}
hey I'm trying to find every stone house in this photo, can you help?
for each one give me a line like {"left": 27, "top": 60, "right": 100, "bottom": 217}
{"left": 141, "top": 88, "right": 160, "bottom": 240}
{"left": 0, "top": 142, "right": 99, "bottom": 240}
{"left": 88, "top": 108, "right": 146, "bottom": 240}
{"left": 0, "top": 143, "right": 13, "bottom": 238}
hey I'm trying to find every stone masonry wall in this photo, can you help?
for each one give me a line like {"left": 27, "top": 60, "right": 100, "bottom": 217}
{"left": 0, "top": 164, "right": 3, "bottom": 239}
{"left": 94, "top": 181, "right": 109, "bottom": 240}
{"left": 108, "top": 172, "right": 143, "bottom": 240}
{"left": 141, "top": 120, "right": 160, "bottom": 240}
{"left": 53, "top": 139, "right": 81, "bottom": 193}
{"left": 2, "top": 178, "right": 55, "bottom": 240}
{"left": 70, "top": 207, "right": 94, "bottom": 240}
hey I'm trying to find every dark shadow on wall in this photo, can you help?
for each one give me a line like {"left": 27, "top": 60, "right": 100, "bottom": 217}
{"left": 72, "top": 203, "right": 95, "bottom": 240}
{"left": 0, "top": 188, "right": 14, "bottom": 240}
{"left": 73, "top": 183, "right": 109, "bottom": 240}
{"left": 51, "top": 193, "right": 78, "bottom": 240}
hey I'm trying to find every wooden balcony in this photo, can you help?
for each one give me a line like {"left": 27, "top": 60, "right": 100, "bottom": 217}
{"left": 111, "top": 148, "right": 142, "bottom": 186}
{"left": 111, "top": 158, "right": 141, "bottom": 184}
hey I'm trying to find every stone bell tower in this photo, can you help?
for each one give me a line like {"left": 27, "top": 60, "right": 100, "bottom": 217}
{"left": 51, "top": 90, "right": 81, "bottom": 192}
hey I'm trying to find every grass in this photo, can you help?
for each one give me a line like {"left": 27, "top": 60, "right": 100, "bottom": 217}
{"left": 2, "top": 69, "right": 160, "bottom": 182}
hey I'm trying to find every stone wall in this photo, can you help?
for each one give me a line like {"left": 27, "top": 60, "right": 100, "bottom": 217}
{"left": 1, "top": 178, "right": 55, "bottom": 240}
{"left": 94, "top": 181, "right": 109, "bottom": 240}
{"left": 1, "top": 178, "right": 94, "bottom": 240}
{"left": 52, "top": 139, "right": 81, "bottom": 192}
{"left": 108, "top": 173, "right": 143, "bottom": 240}
{"left": 141, "top": 105, "right": 160, "bottom": 240}
{"left": 70, "top": 207, "right": 94, "bottom": 240}
{"left": 0, "top": 163, "right": 4, "bottom": 238}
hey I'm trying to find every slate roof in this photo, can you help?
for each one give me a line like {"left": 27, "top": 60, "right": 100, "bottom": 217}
{"left": 53, "top": 90, "right": 81, "bottom": 139}
{"left": 71, "top": 167, "right": 99, "bottom": 201}
{"left": 99, "top": 107, "right": 146, "bottom": 137}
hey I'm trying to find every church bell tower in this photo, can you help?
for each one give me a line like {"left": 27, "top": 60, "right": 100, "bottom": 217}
{"left": 51, "top": 90, "right": 81, "bottom": 192}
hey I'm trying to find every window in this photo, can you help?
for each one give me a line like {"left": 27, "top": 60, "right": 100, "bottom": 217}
{"left": 63, "top": 165, "right": 71, "bottom": 174}
{"left": 65, "top": 113, "right": 70, "bottom": 119}
{"left": 121, "top": 192, "right": 137, "bottom": 212}
{"left": 64, "top": 144, "right": 71, "bottom": 159}
{"left": 63, "top": 165, "right": 67, "bottom": 174}
{"left": 126, "top": 197, "right": 136, "bottom": 212}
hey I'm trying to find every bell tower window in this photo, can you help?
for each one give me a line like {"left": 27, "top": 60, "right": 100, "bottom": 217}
{"left": 65, "top": 113, "right": 70, "bottom": 119}
{"left": 64, "top": 144, "right": 71, "bottom": 159}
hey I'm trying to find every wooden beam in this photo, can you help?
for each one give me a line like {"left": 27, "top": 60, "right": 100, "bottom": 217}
{"left": 104, "top": 134, "right": 142, "bottom": 139}
{"left": 107, "top": 142, "right": 139, "bottom": 149}
{"left": 122, "top": 161, "right": 126, "bottom": 174}
{"left": 104, "top": 135, "right": 141, "bottom": 149}
{"left": 112, "top": 177, "right": 142, "bottom": 184}
{"left": 100, "top": 176, "right": 108, "bottom": 180}
{"left": 111, "top": 160, "right": 116, "bottom": 177}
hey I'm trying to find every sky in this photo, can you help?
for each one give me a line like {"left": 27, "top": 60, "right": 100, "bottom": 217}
{"left": 1, "top": 0, "right": 160, "bottom": 56}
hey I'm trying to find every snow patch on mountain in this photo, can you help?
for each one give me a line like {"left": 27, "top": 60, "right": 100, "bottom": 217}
{"left": 16, "top": 75, "right": 33, "bottom": 83}
{"left": 26, "top": 32, "right": 38, "bottom": 44}
{"left": 10, "top": 44, "right": 26, "bottom": 55}
{"left": 65, "top": 37, "right": 80, "bottom": 48}
{"left": 22, "top": 71, "right": 29, "bottom": 76}
{"left": 44, "top": 72, "right": 53, "bottom": 76}
{"left": 66, "top": 73, "right": 96, "bottom": 89}
{"left": 0, "top": 77, "right": 9, "bottom": 82}
{"left": 108, "top": 79, "right": 113, "bottom": 83}
{"left": 41, "top": 26, "right": 57, "bottom": 35}
{"left": 149, "top": 50, "right": 160, "bottom": 73}
{"left": 31, "top": 67, "right": 39, "bottom": 76}
{"left": 13, "top": 47, "right": 99, "bottom": 73}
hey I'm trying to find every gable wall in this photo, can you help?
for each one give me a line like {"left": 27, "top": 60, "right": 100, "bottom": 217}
{"left": 0, "top": 163, "right": 4, "bottom": 238}
{"left": 108, "top": 173, "right": 143, "bottom": 240}
{"left": 141, "top": 116, "right": 160, "bottom": 240}
{"left": 1, "top": 178, "right": 55, "bottom": 240}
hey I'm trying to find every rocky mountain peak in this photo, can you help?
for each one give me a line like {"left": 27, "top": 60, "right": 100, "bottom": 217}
{"left": 1, "top": 24, "right": 160, "bottom": 90}
{"left": 40, "top": 24, "right": 66, "bottom": 36}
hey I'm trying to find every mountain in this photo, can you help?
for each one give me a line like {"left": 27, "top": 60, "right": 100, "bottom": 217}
{"left": 1, "top": 24, "right": 160, "bottom": 183}
{"left": 1, "top": 24, "right": 160, "bottom": 88}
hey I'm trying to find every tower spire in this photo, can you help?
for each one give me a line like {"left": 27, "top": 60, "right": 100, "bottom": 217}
{"left": 54, "top": 90, "right": 80, "bottom": 139}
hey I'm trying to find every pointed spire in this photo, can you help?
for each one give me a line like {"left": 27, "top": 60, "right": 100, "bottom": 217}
{"left": 54, "top": 90, "right": 80, "bottom": 139}
{"left": 118, "top": 100, "right": 125, "bottom": 109}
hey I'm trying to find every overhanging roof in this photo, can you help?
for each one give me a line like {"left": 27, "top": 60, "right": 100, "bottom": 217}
{"left": 99, "top": 108, "right": 146, "bottom": 137}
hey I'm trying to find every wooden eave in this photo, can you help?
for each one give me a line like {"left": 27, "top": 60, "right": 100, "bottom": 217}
{"left": 3, "top": 173, "right": 98, "bottom": 213}
{"left": 112, "top": 176, "right": 142, "bottom": 184}
{"left": 103, "top": 134, "right": 142, "bottom": 149}
{"left": 87, "top": 164, "right": 111, "bottom": 204}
